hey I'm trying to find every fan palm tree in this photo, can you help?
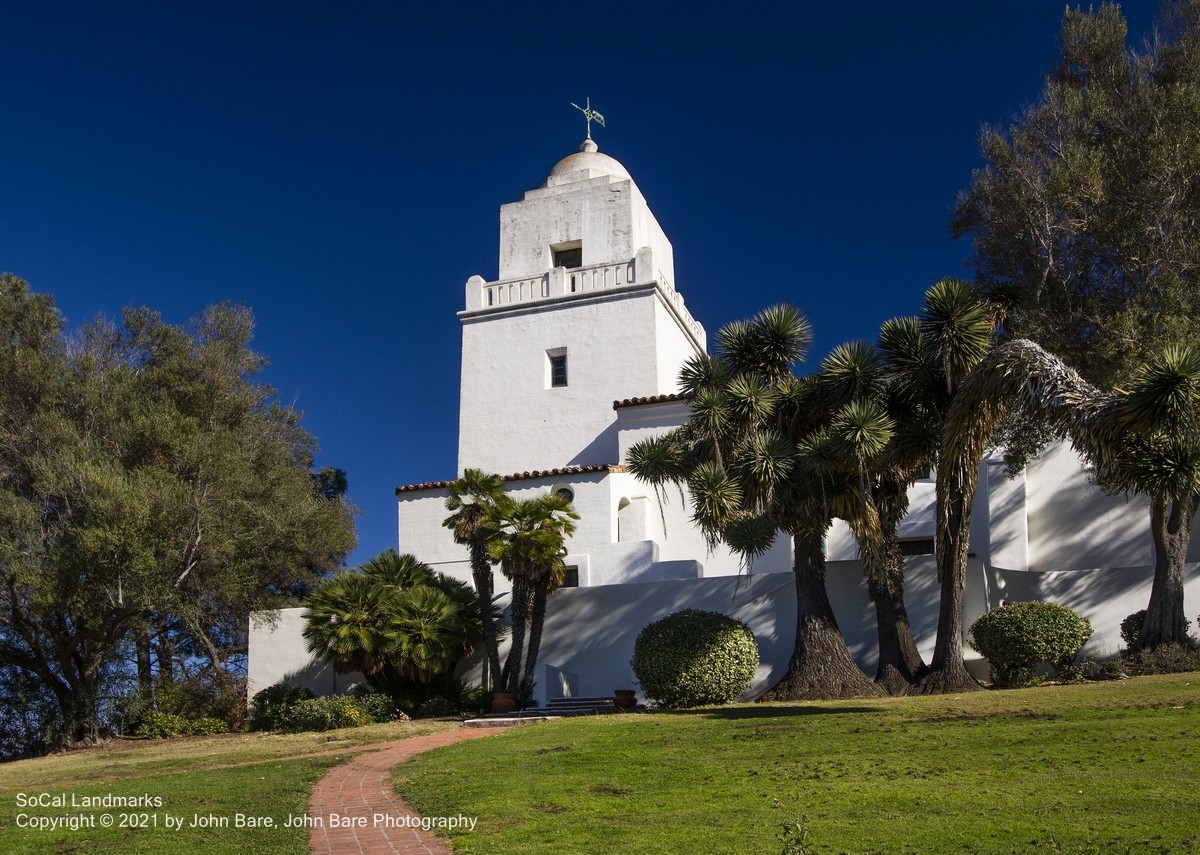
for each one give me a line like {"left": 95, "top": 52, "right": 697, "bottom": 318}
{"left": 629, "top": 305, "right": 886, "bottom": 700}
{"left": 443, "top": 469, "right": 507, "bottom": 689}
{"left": 489, "top": 493, "right": 578, "bottom": 705}
{"left": 302, "top": 551, "right": 483, "bottom": 696}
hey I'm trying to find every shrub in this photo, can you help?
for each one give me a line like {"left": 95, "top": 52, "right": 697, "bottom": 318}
{"left": 969, "top": 601, "right": 1092, "bottom": 688}
{"left": 1120, "top": 609, "right": 1195, "bottom": 651}
{"left": 135, "top": 711, "right": 188, "bottom": 739}
{"left": 1120, "top": 610, "right": 1146, "bottom": 650}
{"left": 414, "top": 696, "right": 457, "bottom": 718}
{"left": 133, "top": 712, "right": 228, "bottom": 739}
{"left": 248, "top": 682, "right": 315, "bottom": 732}
{"left": 281, "top": 695, "right": 373, "bottom": 732}
{"left": 354, "top": 692, "right": 400, "bottom": 723}
{"left": 631, "top": 609, "right": 759, "bottom": 708}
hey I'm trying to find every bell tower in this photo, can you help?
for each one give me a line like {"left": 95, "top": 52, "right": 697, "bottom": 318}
{"left": 456, "top": 128, "right": 705, "bottom": 476}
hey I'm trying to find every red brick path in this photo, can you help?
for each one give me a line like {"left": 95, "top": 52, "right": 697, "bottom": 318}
{"left": 308, "top": 726, "right": 502, "bottom": 854}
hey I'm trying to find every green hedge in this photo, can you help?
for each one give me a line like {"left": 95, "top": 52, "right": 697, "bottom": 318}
{"left": 970, "top": 601, "right": 1092, "bottom": 688}
{"left": 631, "top": 609, "right": 759, "bottom": 708}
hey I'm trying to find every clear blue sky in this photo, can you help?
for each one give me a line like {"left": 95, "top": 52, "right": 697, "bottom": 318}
{"left": 1, "top": 0, "right": 1161, "bottom": 567}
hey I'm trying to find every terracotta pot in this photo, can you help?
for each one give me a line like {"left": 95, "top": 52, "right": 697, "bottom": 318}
{"left": 491, "top": 692, "right": 518, "bottom": 714}
{"left": 613, "top": 689, "right": 637, "bottom": 710}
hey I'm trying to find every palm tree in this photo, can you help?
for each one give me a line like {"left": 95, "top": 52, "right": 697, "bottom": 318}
{"left": 302, "top": 551, "right": 483, "bottom": 696}
{"left": 629, "top": 305, "right": 885, "bottom": 700}
{"left": 443, "top": 469, "right": 507, "bottom": 690}
{"left": 489, "top": 493, "right": 578, "bottom": 705}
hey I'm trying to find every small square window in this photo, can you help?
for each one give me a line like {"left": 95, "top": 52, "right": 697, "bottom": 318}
{"left": 561, "top": 566, "right": 579, "bottom": 588}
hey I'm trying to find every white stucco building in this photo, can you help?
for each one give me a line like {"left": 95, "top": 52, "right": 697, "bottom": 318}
{"left": 248, "top": 135, "right": 1199, "bottom": 703}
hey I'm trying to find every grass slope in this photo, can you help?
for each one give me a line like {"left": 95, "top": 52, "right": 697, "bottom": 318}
{"left": 0, "top": 720, "right": 456, "bottom": 855}
{"left": 394, "top": 675, "right": 1200, "bottom": 854}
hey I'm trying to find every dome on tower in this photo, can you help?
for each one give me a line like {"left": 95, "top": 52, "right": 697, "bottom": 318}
{"left": 544, "top": 139, "right": 631, "bottom": 187}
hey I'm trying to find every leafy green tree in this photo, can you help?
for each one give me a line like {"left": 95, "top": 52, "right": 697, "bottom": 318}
{"left": 489, "top": 492, "right": 578, "bottom": 705}
{"left": 443, "top": 469, "right": 507, "bottom": 690}
{"left": 302, "top": 550, "right": 483, "bottom": 697}
{"left": 0, "top": 275, "right": 356, "bottom": 746}
{"left": 629, "top": 305, "right": 885, "bottom": 700}
{"left": 952, "top": 1, "right": 1200, "bottom": 390}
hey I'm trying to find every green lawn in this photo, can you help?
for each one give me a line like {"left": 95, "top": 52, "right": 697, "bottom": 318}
{"left": 394, "top": 674, "right": 1200, "bottom": 854}
{"left": 2, "top": 678, "right": 1197, "bottom": 855}
{"left": 0, "top": 719, "right": 456, "bottom": 855}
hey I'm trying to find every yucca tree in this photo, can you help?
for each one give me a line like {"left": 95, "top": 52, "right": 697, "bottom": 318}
{"left": 817, "top": 341, "right": 929, "bottom": 693}
{"left": 629, "top": 305, "right": 885, "bottom": 700}
{"left": 443, "top": 469, "right": 507, "bottom": 689}
{"left": 873, "top": 278, "right": 1001, "bottom": 694}
{"left": 489, "top": 493, "right": 578, "bottom": 705}
{"left": 302, "top": 550, "right": 483, "bottom": 696}
{"left": 945, "top": 340, "right": 1200, "bottom": 650}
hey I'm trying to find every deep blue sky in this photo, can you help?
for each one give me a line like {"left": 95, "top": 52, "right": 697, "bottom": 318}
{"left": 2, "top": 0, "right": 1161, "bottom": 567}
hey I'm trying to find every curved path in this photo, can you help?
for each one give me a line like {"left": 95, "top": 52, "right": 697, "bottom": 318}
{"left": 308, "top": 725, "right": 503, "bottom": 855}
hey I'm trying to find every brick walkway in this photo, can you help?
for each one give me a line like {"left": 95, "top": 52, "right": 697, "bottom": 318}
{"left": 308, "top": 726, "right": 503, "bottom": 855}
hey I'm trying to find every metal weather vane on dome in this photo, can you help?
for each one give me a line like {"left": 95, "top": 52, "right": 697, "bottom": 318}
{"left": 571, "top": 97, "right": 605, "bottom": 140}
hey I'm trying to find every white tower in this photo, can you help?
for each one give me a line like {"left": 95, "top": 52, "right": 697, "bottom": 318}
{"left": 457, "top": 137, "right": 706, "bottom": 475}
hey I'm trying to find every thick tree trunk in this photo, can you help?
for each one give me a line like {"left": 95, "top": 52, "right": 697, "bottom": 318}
{"left": 869, "top": 546, "right": 926, "bottom": 695}
{"left": 471, "top": 543, "right": 503, "bottom": 692}
{"left": 518, "top": 584, "right": 548, "bottom": 706}
{"left": 758, "top": 530, "right": 881, "bottom": 701}
{"left": 1141, "top": 492, "right": 1197, "bottom": 648}
{"left": 915, "top": 467, "right": 981, "bottom": 694}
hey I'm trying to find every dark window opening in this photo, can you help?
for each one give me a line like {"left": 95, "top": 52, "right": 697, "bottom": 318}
{"left": 561, "top": 566, "right": 579, "bottom": 588}
{"left": 554, "top": 247, "right": 582, "bottom": 269}
{"left": 550, "top": 353, "right": 568, "bottom": 387}
{"left": 899, "top": 538, "right": 935, "bottom": 556}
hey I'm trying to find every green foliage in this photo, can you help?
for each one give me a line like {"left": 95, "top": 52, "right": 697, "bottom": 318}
{"left": 134, "top": 711, "right": 229, "bottom": 738}
{"left": 1120, "top": 610, "right": 1147, "bottom": 650}
{"left": 0, "top": 276, "right": 356, "bottom": 750}
{"left": 302, "top": 550, "right": 483, "bottom": 697}
{"left": 631, "top": 609, "right": 759, "bottom": 708}
{"left": 283, "top": 695, "right": 373, "bottom": 732}
{"left": 414, "top": 696, "right": 457, "bottom": 718}
{"left": 352, "top": 691, "right": 400, "bottom": 723}
{"left": 969, "top": 602, "right": 1093, "bottom": 688}
{"left": 248, "top": 682, "right": 315, "bottom": 732}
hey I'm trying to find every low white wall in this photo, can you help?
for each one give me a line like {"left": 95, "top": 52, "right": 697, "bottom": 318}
{"left": 249, "top": 560, "right": 1200, "bottom": 704}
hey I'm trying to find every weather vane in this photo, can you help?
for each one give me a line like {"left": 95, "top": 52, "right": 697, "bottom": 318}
{"left": 571, "top": 97, "right": 605, "bottom": 140}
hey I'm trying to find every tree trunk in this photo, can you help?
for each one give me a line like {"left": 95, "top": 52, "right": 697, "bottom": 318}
{"left": 915, "top": 467, "right": 981, "bottom": 694}
{"left": 500, "top": 578, "right": 530, "bottom": 697}
{"left": 758, "top": 530, "right": 881, "bottom": 701}
{"left": 471, "top": 543, "right": 503, "bottom": 691}
{"left": 1141, "top": 492, "right": 1197, "bottom": 648}
{"left": 869, "top": 544, "right": 926, "bottom": 695}
{"left": 518, "top": 583, "right": 549, "bottom": 706}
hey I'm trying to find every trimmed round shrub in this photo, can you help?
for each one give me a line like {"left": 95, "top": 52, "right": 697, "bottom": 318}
{"left": 282, "top": 695, "right": 372, "bottom": 732}
{"left": 969, "top": 601, "right": 1092, "bottom": 688}
{"left": 1120, "top": 610, "right": 1146, "bottom": 650}
{"left": 631, "top": 609, "right": 759, "bottom": 708}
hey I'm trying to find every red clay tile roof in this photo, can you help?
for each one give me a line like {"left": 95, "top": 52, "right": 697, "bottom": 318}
{"left": 395, "top": 464, "right": 626, "bottom": 494}
{"left": 612, "top": 392, "right": 687, "bottom": 409}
